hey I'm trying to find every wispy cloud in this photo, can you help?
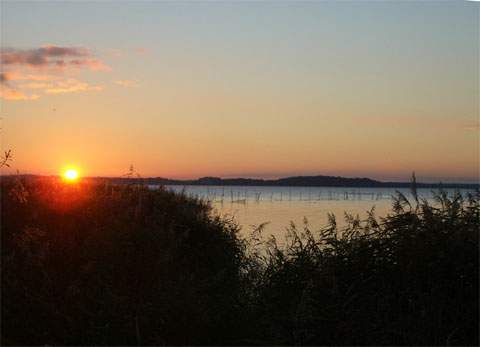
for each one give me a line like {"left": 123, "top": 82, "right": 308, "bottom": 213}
{"left": 19, "top": 82, "right": 52, "bottom": 89}
{"left": 66, "top": 59, "right": 111, "bottom": 71}
{"left": 135, "top": 47, "right": 148, "bottom": 55}
{"left": 0, "top": 72, "right": 8, "bottom": 84}
{"left": 114, "top": 79, "right": 138, "bottom": 88}
{"left": 0, "top": 86, "right": 39, "bottom": 100}
{"left": 0, "top": 45, "right": 110, "bottom": 101}
{"left": 19, "top": 78, "right": 102, "bottom": 94}
{"left": 46, "top": 79, "right": 103, "bottom": 94}
{"left": 0, "top": 72, "right": 40, "bottom": 100}
{"left": 357, "top": 115, "right": 480, "bottom": 132}
{"left": 1, "top": 71, "right": 61, "bottom": 82}
{"left": 0, "top": 45, "right": 110, "bottom": 71}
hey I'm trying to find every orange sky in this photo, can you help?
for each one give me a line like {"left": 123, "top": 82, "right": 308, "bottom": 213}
{"left": 1, "top": 2, "right": 478, "bottom": 182}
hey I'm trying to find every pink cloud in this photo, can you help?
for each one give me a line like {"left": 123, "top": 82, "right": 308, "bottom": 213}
{"left": 0, "top": 85, "right": 39, "bottom": 101}
{"left": 17, "top": 78, "right": 102, "bottom": 94}
{"left": 1, "top": 45, "right": 92, "bottom": 68}
{"left": 135, "top": 47, "right": 148, "bottom": 55}
{"left": 69, "top": 59, "right": 112, "bottom": 71}
{"left": 0, "top": 72, "right": 8, "bottom": 84}
{"left": 0, "top": 45, "right": 110, "bottom": 101}
{"left": 19, "top": 82, "right": 52, "bottom": 89}
{"left": 44, "top": 79, "right": 103, "bottom": 94}
{"left": 0, "top": 45, "right": 111, "bottom": 73}
{"left": 0, "top": 72, "right": 61, "bottom": 82}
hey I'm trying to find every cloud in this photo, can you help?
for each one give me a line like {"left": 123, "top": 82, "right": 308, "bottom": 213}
{"left": 135, "top": 47, "right": 148, "bottom": 55}
{"left": 18, "top": 78, "right": 103, "bottom": 94}
{"left": 19, "top": 82, "right": 52, "bottom": 89}
{"left": 68, "top": 59, "right": 111, "bottom": 71}
{"left": 0, "top": 45, "right": 109, "bottom": 71}
{"left": 0, "top": 85, "right": 39, "bottom": 101}
{"left": 45, "top": 79, "right": 103, "bottom": 94}
{"left": 0, "top": 72, "right": 8, "bottom": 84}
{"left": 114, "top": 79, "right": 138, "bottom": 88}
{"left": 0, "top": 45, "right": 110, "bottom": 101}
{"left": 1, "top": 46, "right": 87, "bottom": 66}
{"left": 0, "top": 72, "right": 61, "bottom": 83}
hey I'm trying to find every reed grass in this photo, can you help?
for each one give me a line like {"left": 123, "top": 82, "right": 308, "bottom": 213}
{"left": 1, "top": 176, "right": 478, "bottom": 345}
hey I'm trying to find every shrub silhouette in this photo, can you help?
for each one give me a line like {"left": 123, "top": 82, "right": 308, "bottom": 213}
{"left": 1, "top": 176, "right": 478, "bottom": 345}
{"left": 2, "top": 177, "right": 245, "bottom": 345}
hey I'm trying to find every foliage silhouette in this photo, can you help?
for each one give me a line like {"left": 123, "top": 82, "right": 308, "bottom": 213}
{"left": 1, "top": 176, "right": 478, "bottom": 345}
{"left": 2, "top": 177, "right": 245, "bottom": 345}
{"left": 241, "top": 189, "right": 479, "bottom": 345}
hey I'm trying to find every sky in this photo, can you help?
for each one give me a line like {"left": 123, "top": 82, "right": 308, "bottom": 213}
{"left": 1, "top": 1, "right": 478, "bottom": 182}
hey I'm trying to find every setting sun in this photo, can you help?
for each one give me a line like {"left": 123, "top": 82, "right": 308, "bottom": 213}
{"left": 64, "top": 168, "right": 79, "bottom": 181}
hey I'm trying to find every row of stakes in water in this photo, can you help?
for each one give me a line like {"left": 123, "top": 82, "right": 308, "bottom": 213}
{"left": 182, "top": 189, "right": 390, "bottom": 204}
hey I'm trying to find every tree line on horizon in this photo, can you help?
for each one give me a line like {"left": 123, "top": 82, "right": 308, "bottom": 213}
{"left": 9, "top": 172, "right": 477, "bottom": 189}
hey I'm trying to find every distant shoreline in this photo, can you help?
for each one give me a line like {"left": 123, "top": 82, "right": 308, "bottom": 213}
{"left": 5, "top": 174, "right": 477, "bottom": 190}
{"left": 100, "top": 174, "right": 480, "bottom": 189}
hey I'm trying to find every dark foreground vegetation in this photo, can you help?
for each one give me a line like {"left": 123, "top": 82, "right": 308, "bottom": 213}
{"left": 1, "top": 176, "right": 479, "bottom": 345}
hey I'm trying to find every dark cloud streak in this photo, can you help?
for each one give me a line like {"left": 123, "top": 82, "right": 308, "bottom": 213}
{"left": 0, "top": 45, "right": 91, "bottom": 67}
{"left": 1, "top": 45, "right": 110, "bottom": 100}
{"left": 0, "top": 72, "right": 8, "bottom": 84}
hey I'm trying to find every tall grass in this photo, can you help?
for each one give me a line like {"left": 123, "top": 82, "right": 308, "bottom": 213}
{"left": 1, "top": 176, "right": 478, "bottom": 345}
{"left": 240, "top": 190, "right": 479, "bottom": 345}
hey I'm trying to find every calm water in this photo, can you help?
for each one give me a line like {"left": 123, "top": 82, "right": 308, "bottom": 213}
{"left": 153, "top": 185, "right": 474, "bottom": 240}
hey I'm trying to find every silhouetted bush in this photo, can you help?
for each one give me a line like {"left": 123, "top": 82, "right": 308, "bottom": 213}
{"left": 1, "top": 177, "right": 478, "bottom": 345}
{"left": 2, "top": 177, "right": 245, "bottom": 345}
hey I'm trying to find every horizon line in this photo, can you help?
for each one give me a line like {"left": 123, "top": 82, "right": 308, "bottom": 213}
{"left": 4, "top": 173, "right": 479, "bottom": 185}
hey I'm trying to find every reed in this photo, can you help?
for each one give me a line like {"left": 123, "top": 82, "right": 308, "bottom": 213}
{"left": 1, "top": 176, "right": 478, "bottom": 345}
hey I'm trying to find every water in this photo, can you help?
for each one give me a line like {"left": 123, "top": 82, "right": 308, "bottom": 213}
{"left": 153, "top": 185, "right": 474, "bottom": 240}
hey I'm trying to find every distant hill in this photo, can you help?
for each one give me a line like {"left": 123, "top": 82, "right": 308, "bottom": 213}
{"left": 2, "top": 174, "right": 477, "bottom": 189}
{"left": 101, "top": 175, "right": 479, "bottom": 189}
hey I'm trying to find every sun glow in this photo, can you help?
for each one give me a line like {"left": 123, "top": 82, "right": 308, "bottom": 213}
{"left": 63, "top": 168, "right": 79, "bottom": 181}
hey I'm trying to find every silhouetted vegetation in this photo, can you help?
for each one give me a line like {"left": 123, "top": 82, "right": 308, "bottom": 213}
{"left": 75, "top": 174, "right": 480, "bottom": 189}
{"left": 2, "top": 177, "right": 244, "bottom": 345}
{"left": 1, "top": 176, "right": 478, "bottom": 345}
{"left": 241, "top": 190, "right": 479, "bottom": 345}
{"left": 0, "top": 149, "right": 13, "bottom": 169}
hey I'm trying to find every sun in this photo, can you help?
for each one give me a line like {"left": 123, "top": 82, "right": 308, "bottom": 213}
{"left": 63, "top": 168, "right": 79, "bottom": 181}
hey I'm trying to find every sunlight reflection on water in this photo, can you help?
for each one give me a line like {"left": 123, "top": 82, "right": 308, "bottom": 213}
{"left": 157, "top": 185, "right": 474, "bottom": 241}
{"left": 212, "top": 199, "right": 393, "bottom": 240}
